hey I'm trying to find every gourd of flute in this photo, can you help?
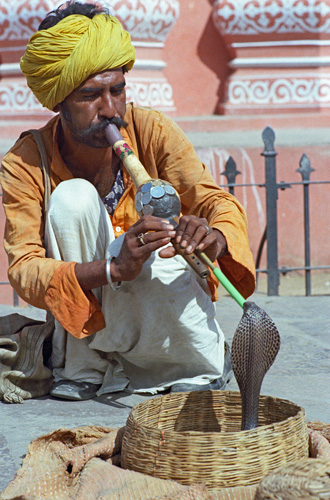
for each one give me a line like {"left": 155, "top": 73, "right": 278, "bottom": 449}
{"left": 105, "top": 124, "right": 181, "bottom": 219}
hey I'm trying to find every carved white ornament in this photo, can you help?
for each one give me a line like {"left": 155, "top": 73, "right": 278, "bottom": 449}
{"left": 0, "top": 0, "right": 179, "bottom": 42}
{"left": 228, "top": 77, "right": 330, "bottom": 104}
{"left": 0, "top": 0, "right": 58, "bottom": 40}
{"left": 213, "top": 0, "right": 330, "bottom": 35}
{"left": 126, "top": 78, "right": 175, "bottom": 110}
{"left": 0, "top": 80, "right": 176, "bottom": 112}
{"left": 0, "top": 82, "right": 44, "bottom": 111}
{"left": 102, "top": 0, "right": 179, "bottom": 42}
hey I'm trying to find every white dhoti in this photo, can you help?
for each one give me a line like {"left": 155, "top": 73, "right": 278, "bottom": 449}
{"left": 45, "top": 179, "right": 225, "bottom": 395}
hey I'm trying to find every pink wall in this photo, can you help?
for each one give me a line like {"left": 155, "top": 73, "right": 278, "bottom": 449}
{"left": 163, "top": 0, "right": 229, "bottom": 117}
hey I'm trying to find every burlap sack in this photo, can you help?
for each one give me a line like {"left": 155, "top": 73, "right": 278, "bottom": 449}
{"left": 1, "top": 426, "right": 211, "bottom": 500}
{"left": 2, "top": 422, "right": 330, "bottom": 500}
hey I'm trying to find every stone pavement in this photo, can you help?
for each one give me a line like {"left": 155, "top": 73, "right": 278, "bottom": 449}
{"left": 0, "top": 291, "right": 330, "bottom": 492}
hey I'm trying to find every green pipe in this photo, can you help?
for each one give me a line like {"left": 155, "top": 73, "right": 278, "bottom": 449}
{"left": 196, "top": 250, "right": 246, "bottom": 309}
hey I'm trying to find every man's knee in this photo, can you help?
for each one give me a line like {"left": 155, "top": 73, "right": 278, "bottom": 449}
{"left": 48, "top": 179, "right": 100, "bottom": 221}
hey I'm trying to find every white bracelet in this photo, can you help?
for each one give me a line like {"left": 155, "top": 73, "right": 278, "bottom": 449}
{"left": 105, "top": 255, "right": 122, "bottom": 291}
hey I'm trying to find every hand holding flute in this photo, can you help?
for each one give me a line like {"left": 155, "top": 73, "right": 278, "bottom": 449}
{"left": 105, "top": 124, "right": 228, "bottom": 279}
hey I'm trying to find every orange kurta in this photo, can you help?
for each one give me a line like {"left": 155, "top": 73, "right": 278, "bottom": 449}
{"left": 0, "top": 103, "right": 256, "bottom": 338}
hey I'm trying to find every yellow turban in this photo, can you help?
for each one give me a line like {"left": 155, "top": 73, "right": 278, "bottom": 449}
{"left": 20, "top": 14, "right": 136, "bottom": 111}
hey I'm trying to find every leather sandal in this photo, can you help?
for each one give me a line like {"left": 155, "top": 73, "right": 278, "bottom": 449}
{"left": 50, "top": 380, "right": 101, "bottom": 401}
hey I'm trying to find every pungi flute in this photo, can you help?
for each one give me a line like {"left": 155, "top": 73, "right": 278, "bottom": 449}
{"left": 105, "top": 124, "right": 210, "bottom": 279}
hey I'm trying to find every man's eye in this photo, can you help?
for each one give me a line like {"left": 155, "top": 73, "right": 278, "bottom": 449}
{"left": 112, "top": 88, "right": 124, "bottom": 96}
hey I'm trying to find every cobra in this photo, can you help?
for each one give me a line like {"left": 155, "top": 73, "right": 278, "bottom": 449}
{"left": 196, "top": 252, "right": 281, "bottom": 430}
{"left": 231, "top": 301, "right": 281, "bottom": 430}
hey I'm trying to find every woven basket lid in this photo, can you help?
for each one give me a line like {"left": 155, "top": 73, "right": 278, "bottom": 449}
{"left": 255, "top": 457, "right": 330, "bottom": 499}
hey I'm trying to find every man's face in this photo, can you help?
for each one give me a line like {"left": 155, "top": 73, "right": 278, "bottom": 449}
{"left": 59, "top": 68, "right": 127, "bottom": 148}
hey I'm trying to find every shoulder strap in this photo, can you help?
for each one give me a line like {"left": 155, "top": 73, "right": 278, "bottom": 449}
{"left": 19, "top": 129, "right": 51, "bottom": 212}
{"left": 17, "top": 130, "right": 55, "bottom": 327}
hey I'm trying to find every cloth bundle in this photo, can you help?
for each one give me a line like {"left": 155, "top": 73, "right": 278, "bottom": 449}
{"left": 0, "top": 313, "right": 53, "bottom": 404}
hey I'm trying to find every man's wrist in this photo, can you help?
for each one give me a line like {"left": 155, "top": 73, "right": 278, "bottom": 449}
{"left": 105, "top": 255, "right": 122, "bottom": 291}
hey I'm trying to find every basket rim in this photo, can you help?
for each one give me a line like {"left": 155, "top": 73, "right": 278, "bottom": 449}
{"left": 127, "top": 390, "right": 306, "bottom": 437}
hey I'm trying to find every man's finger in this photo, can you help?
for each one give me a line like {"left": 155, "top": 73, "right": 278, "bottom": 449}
{"left": 132, "top": 216, "right": 174, "bottom": 234}
{"left": 135, "top": 229, "right": 176, "bottom": 247}
{"left": 159, "top": 246, "right": 176, "bottom": 259}
{"left": 136, "top": 237, "right": 172, "bottom": 255}
{"left": 177, "top": 222, "right": 211, "bottom": 251}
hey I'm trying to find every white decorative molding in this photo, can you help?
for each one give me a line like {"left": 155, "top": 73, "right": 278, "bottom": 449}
{"left": 0, "top": 0, "right": 58, "bottom": 40}
{"left": 126, "top": 77, "right": 176, "bottom": 111}
{"left": 133, "top": 59, "right": 166, "bottom": 71}
{"left": 0, "top": 79, "right": 176, "bottom": 113}
{"left": 212, "top": 0, "right": 330, "bottom": 113}
{"left": 111, "top": 0, "right": 180, "bottom": 42}
{"left": 0, "top": 82, "right": 45, "bottom": 111}
{"left": 229, "top": 56, "right": 330, "bottom": 69}
{"left": 133, "top": 41, "right": 164, "bottom": 48}
{"left": 0, "top": 63, "right": 21, "bottom": 75}
{"left": 0, "top": 0, "right": 179, "bottom": 42}
{"left": 232, "top": 40, "right": 330, "bottom": 48}
{"left": 213, "top": 0, "right": 330, "bottom": 35}
{"left": 228, "top": 76, "right": 330, "bottom": 105}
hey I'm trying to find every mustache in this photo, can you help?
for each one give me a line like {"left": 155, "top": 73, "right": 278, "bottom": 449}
{"left": 91, "top": 117, "right": 129, "bottom": 134}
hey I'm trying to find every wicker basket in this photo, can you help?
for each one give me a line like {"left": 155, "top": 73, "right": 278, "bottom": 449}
{"left": 121, "top": 390, "right": 309, "bottom": 490}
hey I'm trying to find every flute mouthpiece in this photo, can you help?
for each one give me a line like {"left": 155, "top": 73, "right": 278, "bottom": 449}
{"left": 105, "top": 123, "right": 124, "bottom": 146}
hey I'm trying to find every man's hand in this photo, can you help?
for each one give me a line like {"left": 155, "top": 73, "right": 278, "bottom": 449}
{"left": 75, "top": 215, "right": 175, "bottom": 290}
{"left": 110, "top": 215, "right": 176, "bottom": 282}
{"left": 75, "top": 215, "right": 226, "bottom": 291}
{"left": 159, "top": 215, "right": 228, "bottom": 263}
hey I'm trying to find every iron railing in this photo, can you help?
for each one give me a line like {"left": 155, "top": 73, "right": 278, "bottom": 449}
{"left": 220, "top": 126, "right": 330, "bottom": 296}
{"left": 0, "top": 125, "right": 329, "bottom": 303}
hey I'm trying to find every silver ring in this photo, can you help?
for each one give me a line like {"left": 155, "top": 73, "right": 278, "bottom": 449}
{"left": 205, "top": 225, "right": 211, "bottom": 235}
{"left": 137, "top": 232, "right": 146, "bottom": 245}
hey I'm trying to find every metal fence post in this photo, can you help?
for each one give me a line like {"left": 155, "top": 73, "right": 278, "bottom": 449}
{"left": 297, "top": 154, "right": 315, "bottom": 296}
{"left": 261, "top": 127, "right": 279, "bottom": 295}
{"left": 221, "top": 156, "right": 241, "bottom": 195}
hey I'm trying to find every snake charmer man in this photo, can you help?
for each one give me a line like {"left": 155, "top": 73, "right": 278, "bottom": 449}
{"left": 0, "top": 1, "right": 256, "bottom": 401}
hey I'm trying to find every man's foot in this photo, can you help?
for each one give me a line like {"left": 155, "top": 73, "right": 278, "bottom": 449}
{"left": 50, "top": 380, "right": 101, "bottom": 401}
{"left": 170, "top": 342, "right": 233, "bottom": 393}
{"left": 170, "top": 378, "right": 226, "bottom": 393}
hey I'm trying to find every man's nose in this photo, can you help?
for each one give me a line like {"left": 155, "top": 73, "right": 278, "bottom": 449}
{"left": 99, "top": 93, "right": 116, "bottom": 119}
